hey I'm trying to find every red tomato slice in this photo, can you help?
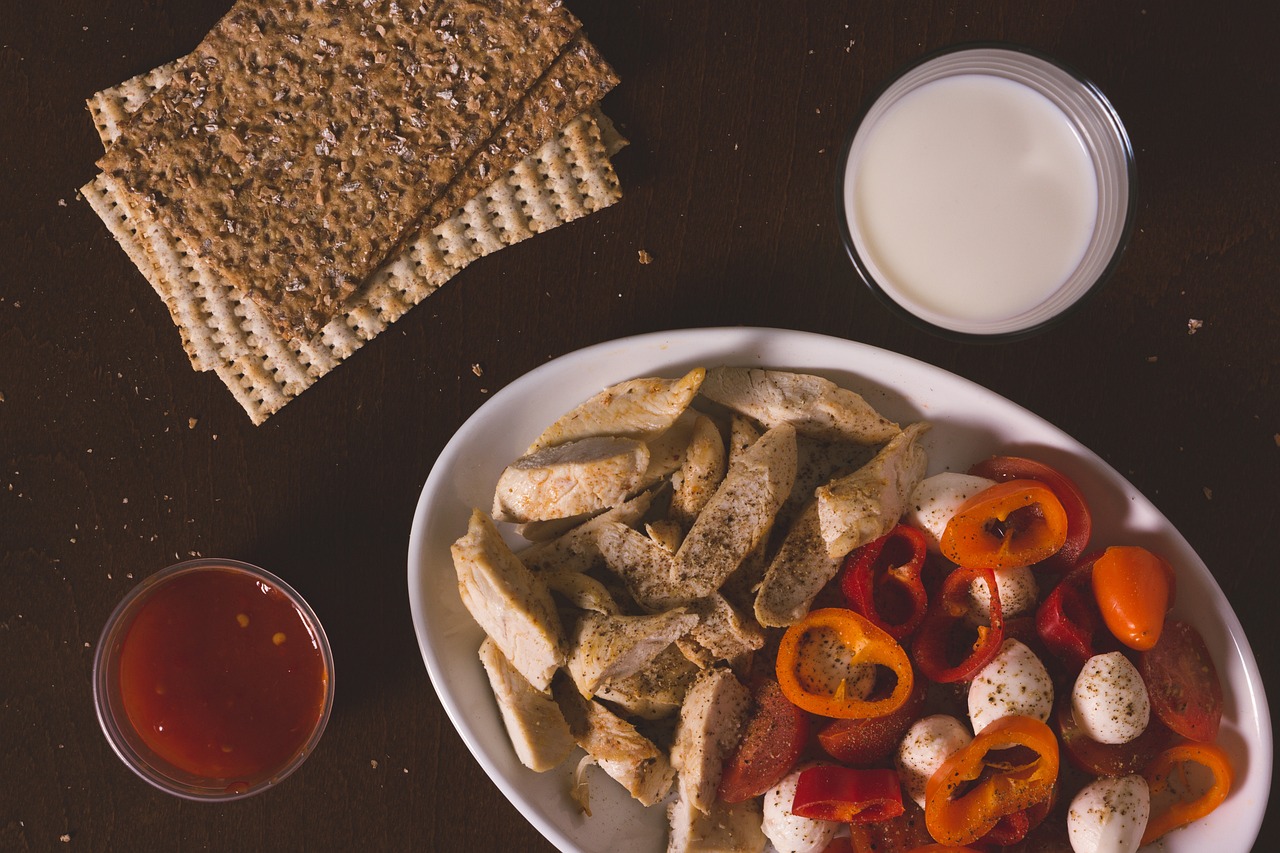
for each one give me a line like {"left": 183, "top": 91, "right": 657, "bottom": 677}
{"left": 821, "top": 839, "right": 855, "bottom": 853}
{"left": 969, "top": 456, "right": 1092, "bottom": 572}
{"left": 717, "top": 677, "right": 809, "bottom": 802}
{"left": 1054, "top": 696, "right": 1175, "bottom": 777}
{"left": 849, "top": 797, "right": 935, "bottom": 853}
{"left": 1139, "top": 619, "right": 1224, "bottom": 742}
{"left": 816, "top": 670, "right": 926, "bottom": 766}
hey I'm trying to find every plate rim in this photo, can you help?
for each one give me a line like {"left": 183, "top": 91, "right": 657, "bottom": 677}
{"left": 406, "top": 326, "right": 1271, "bottom": 853}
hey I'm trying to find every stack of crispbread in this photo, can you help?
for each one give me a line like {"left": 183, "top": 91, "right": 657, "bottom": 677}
{"left": 83, "top": 0, "right": 624, "bottom": 424}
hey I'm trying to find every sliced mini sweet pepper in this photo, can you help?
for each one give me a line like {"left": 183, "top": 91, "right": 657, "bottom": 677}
{"left": 775, "top": 608, "right": 914, "bottom": 719}
{"left": 840, "top": 524, "right": 930, "bottom": 641}
{"left": 1035, "top": 561, "right": 1105, "bottom": 671}
{"left": 924, "top": 715, "right": 1060, "bottom": 847}
{"left": 912, "top": 566, "right": 1004, "bottom": 683}
{"left": 1141, "top": 742, "right": 1232, "bottom": 845}
{"left": 791, "top": 766, "right": 904, "bottom": 824}
{"left": 940, "top": 479, "right": 1069, "bottom": 570}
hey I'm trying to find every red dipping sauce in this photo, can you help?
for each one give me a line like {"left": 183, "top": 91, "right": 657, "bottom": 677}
{"left": 95, "top": 560, "right": 333, "bottom": 799}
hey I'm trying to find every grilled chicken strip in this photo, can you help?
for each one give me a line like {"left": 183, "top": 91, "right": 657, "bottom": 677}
{"left": 555, "top": 678, "right": 677, "bottom": 807}
{"left": 677, "top": 593, "right": 766, "bottom": 671}
{"left": 518, "top": 490, "right": 655, "bottom": 574}
{"left": 540, "top": 568, "right": 621, "bottom": 615}
{"left": 754, "top": 502, "right": 838, "bottom": 628}
{"left": 493, "top": 436, "right": 650, "bottom": 523}
{"left": 452, "top": 509, "right": 566, "bottom": 691}
{"left": 526, "top": 368, "right": 706, "bottom": 453}
{"left": 699, "top": 366, "right": 900, "bottom": 445}
{"left": 567, "top": 609, "right": 699, "bottom": 697}
{"left": 670, "top": 667, "right": 751, "bottom": 814}
{"left": 666, "top": 793, "right": 767, "bottom": 853}
{"left": 478, "top": 638, "right": 575, "bottom": 772}
{"left": 670, "top": 414, "right": 727, "bottom": 529}
{"left": 673, "top": 423, "right": 797, "bottom": 600}
{"left": 595, "top": 644, "right": 701, "bottom": 720}
{"left": 815, "top": 421, "right": 930, "bottom": 559}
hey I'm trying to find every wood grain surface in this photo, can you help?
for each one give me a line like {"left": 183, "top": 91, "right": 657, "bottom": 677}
{"left": 2, "top": 1, "right": 1276, "bottom": 850}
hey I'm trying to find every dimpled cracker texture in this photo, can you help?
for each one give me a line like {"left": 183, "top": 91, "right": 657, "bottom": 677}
{"left": 98, "top": 0, "right": 582, "bottom": 343}
{"left": 83, "top": 63, "right": 626, "bottom": 425}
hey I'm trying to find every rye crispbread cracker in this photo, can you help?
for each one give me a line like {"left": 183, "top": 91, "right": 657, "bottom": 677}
{"left": 84, "top": 72, "right": 625, "bottom": 424}
{"left": 98, "top": 0, "right": 583, "bottom": 343}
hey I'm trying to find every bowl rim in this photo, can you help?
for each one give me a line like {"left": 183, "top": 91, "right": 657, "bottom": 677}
{"left": 92, "top": 557, "right": 335, "bottom": 802}
{"left": 833, "top": 40, "right": 1138, "bottom": 343}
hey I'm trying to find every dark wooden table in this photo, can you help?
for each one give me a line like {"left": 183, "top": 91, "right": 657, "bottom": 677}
{"left": 3, "top": 1, "right": 1276, "bottom": 850}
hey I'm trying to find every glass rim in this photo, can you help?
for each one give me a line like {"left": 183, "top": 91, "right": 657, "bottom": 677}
{"left": 92, "top": 558, "right": 335, "bottom": 802}
{"left": 834, "top": 41, "right": 1138, "bottom": 343}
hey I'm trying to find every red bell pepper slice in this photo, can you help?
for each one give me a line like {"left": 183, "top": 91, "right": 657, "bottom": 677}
{"left": 968, "top": 455, "right": 1092, "bottom": 572}
{"left": 912, "top": 566, "right": 1004, "bottom": 683}
{"left": 924, "top": 715, "right": 1060, "bottom": 846}
{"left": 775, "top": 608, "right": 914, "bottom": 719}
{"left": 1035, "top": 559, "right": 1109, "bottom": 672}
{"left": 792, "top": 766, "right": 904, "bottom": 824}
{"left": 840, "top": 524, "right": 930, "bottom": 641}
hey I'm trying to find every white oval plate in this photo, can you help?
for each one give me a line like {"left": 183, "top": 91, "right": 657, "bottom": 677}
{"left": 407, "top": 327, "right": 1270, "bottom": 853}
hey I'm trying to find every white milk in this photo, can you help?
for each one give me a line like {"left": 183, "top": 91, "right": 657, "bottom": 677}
{"left": 847, "top": 74, "right": 1098, "bottom": 326}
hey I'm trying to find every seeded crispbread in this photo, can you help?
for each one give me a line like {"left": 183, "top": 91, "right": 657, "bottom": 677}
{"left": 84, "top": 61, "right": 625, "bottom": 423}
{"left": 99, "top": 0, "right": 583, "bottom": 343}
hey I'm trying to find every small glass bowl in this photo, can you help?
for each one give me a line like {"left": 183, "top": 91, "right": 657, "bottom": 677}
{"left": 837, "top": 43, "right": 1136, "bottom": 341}
{"left": 92, "top": 558, "right": 335, "bottom": 801}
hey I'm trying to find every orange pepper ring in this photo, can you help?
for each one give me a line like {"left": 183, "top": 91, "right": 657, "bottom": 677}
{"left": 923, "top": 715, "right": 1060, "bottom": 846}
{"left": 1141, "top": 742, "right": 1233, "bottom": 845}
{"left": 775, "top": 608, "right": 914, "bottom": 720}
{"left": 940, "top": 479, "right": 1069, "bottom": 569}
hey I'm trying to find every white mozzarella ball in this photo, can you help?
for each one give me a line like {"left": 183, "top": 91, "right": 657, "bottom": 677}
{"left": 967, "top": 639, "right": 1055, "bottom": 734}
{"left": 968, "top": 565, "right": 1039, "bottom": 621}
{"left": 894, "top": 714, "right": 973, "bottom": 808}
{"left": 1067, "top": 774, "right": 1151, "bottom": 853}
{"left": 1071, "top": 652, "right": 1151, "bottom": 745}
{"left": 761, "top": 764, "right": 838, "bottom": 853}
{"left": 905, "top": 472, "right": 997, "bottom": 553}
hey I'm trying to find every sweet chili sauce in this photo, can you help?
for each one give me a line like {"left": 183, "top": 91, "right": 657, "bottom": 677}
{"left": 117, "top": 568, "right": 329, "bottom": 784}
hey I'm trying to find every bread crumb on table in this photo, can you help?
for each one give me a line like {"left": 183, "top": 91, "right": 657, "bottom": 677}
{"left": 637, "top": 249, "right": 652, "bottom": 264}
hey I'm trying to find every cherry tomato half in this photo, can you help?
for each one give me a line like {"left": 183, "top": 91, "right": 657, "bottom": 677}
{"left": 1054, "top": 693, "right": 1175, "bottom": 777}
{"left": 1139, "top": 619, "right": 1224, "bottom": 742}
{"left": 717, "top": 677, "right": 809, "bottom": 802}
{"left": 1091, "top": 546, "right": 1176, "bottom": 651}
{"left": 817, "top": 669, "right": 926, "bottom": 766}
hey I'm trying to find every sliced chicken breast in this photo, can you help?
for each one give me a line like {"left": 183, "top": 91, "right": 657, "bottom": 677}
{"left": 595, "top": 644, "right": 701, "bottom": 720}
{"left": 677, "top": 593, "right": 767, "bottom": 670}
{"left": 699, "top": 367, "right": 901, "bottom": 445}
{"left": 518, "top": 490, "right": 655, "bottom": 574}
{"left": 539, "top": 568, "right": 621, "bottom": 615}
{"left": 666, "top": 792, "right": 767, "bottom": 853}
{"left": 670, "top": 667, "right": 751, "bottom": 814}
{"left": 754, "top": 502, "right": 841, "bottom": 628}
{"left": 526, "top": 368, "right": 706, "bottom": 453}
{"left": 815, "top": 421, "right": 931, "bottom": 559}
{"left": 452, "top": 509, "right": 566, "bottom": 691}
{"left": 493, "top": 436, "right": 650, "bottom": 523}
{"left": 595, "top": 520, "right": 687, "bottom": 611}
{"left": 669, "top": 413, "right": 727, "bottom": 529}
{"left": 567, "top": 609, "right": 699, "bottom": 697}
{"left": 673, "top": 423, "right": 797, "bottom": 600}
{"left": 478, "top": 638, "right": 575, "bottom": 772}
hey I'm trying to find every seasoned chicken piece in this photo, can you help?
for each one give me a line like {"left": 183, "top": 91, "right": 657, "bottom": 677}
{"left": 673, "top": 424, "right": 797, "bottom": 600}
{"left": 452, "top": 510, "right": 565, "bottom": 691}
{"left": 493, "top": 436, "right": 650, "bottom": 523}
{"left": 595, "top": 520, "right": 688, "bottom": 611}
{"left": 670, "top": 667, "right": 751, "bottom": 814}
{"left": 780, "top": 436, "right": 879, "bottom": 529}
{"left": 816, "top": 422, "right": 930, "bottom": 558}
{"left": 519, "top": 490, "right": 655, "bottom": 574}
{"left": 728, "top": 414, "right": 762, "bottom": 461}
{"left": 540, "top": 568, "right": 621, "bottom": 615}
{"left": 670, "top": 414, "right": 727, "bottom": 529}
{"left": 526, "top": 368, "right": 706, "bottom": 453}
{"left": 555, "top": 679, "right": 676, "bottom": 807}
{"left": 754, "top": 502, "right": 840, "bottom": 628}
{"left": 677, "top": 594, "right": 767, "bottom": 670}
{"left": 646, "top": 519, "right": 685, "bottom": 553}
{"left": 478, "top": 638, "right": 575, "bottom": 772}
{"left": 567, "top": 609, "right": 699, "bottom": 697}
{"left": 641, "top": 409, "right": 700, "bottom": 485}
{"left": 667, "top": 793, "right": 767, "bottom": 853}
{"left": 700, "top": 366, "right": 900, "bottom": 445}
{"left": 596, "top": 644, "right": 701, "bottom": 720}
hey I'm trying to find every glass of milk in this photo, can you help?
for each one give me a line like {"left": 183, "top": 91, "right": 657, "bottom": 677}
{"left": 838, "top": 44, "right": 1135, "bottom": 339}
